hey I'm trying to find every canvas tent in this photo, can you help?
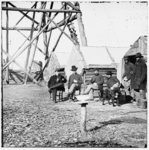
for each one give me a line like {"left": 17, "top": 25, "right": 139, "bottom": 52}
{"left": 121, "top": 35, "right": 147, "bottom": 80}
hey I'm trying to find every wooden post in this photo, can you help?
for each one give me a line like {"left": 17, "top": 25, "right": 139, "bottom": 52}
{"left": 6, "top": 2, "right": 9, "bottom": 84}
{"left": 80, "top": 102, "right": 88, "bottom": 133}
{"left": 24, "top": 3, "right": 37, "bottom": 84}
{"left": 76, "top": 2, "right": 87, "bottom": 46}
{"left": 25, "top": 3, "right": 46, "bottom": 83}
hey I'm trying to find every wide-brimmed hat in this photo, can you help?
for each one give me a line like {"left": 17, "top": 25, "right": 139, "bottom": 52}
{"left": 106, "top": 71, "right": 113, "bottom": 75}
{"left": 71, "top": 65, "right": 78, "bottom": 71}
{"left": 136, "top": 52, "right": 142, "bottom": 58}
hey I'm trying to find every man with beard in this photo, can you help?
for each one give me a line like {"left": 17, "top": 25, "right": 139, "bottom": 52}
{"left": 131, "top": 53, "right": 147, "bottom": 106}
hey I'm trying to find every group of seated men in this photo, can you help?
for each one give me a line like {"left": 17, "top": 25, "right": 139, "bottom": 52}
{"left": 48, "top": 65, "right": 121, "bottom": 104}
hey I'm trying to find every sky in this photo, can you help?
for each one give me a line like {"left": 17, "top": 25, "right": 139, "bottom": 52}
{"left": 2, "top": 1, "right": 148, "bottom": 70}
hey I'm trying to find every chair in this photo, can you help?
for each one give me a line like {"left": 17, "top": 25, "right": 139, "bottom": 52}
{"left": 72, "top": 86, "right": 81, "bottom": 99}
{"left": 93, "top": 89, "right": 102, "bottom": 100}
{"left": 49, "top": 90, "right": 64, "bottom": 102}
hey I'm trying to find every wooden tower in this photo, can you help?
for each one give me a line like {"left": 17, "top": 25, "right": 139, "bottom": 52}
{"left": 2, "top": 1, "right": 87, "bottom": 85}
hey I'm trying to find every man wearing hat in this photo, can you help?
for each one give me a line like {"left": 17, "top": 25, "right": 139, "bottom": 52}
{"left": 103, "top": 71, "right": 120, "bottom": 106}
{"left": 48, "top": 68, "right": 67, "bottom": 103}
{"left": 67, "top": 65, "right": 83, "bottom": 100}
{"left": 131, "top": 52, "right": 147, "bottom": 105}
{"left": 122, "top": 56, "right": 135, "bottom": 95}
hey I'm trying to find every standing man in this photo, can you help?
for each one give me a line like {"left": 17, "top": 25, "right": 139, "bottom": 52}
{"left": 122, "top": 56, "right": 135, "bottom": 95}
{"left": 67, "top": 65, "right": 83, "bottom": 100}
{"left": 131, "top": 53, "right": 147, "bottom": 106}
{"left": 84, "top": 69, "right": 104, "bottom": 99}
{"left": 48, "top": 68, "right": 67, "bottom": 103}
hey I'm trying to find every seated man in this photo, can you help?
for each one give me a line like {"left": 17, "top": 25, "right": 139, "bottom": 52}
{"left": 67, "top": 65, "right": 83, "bottom": 100}
{"left": 48, "top": 68, "right": 67, "bottom": 103}
{"left": 103, "top": 71, "right": 120, "bottom": 106}
{"left": 84, "top": 69, "right": 104, "bottom": 99}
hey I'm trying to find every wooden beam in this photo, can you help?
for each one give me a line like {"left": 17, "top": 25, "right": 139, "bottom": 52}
{"left": 6, "top": 2, "right": 9, "bottom": 84}
{"left": 25, "top": 2, "right": 47, "bottom": 83}
{"left": 7, "top": 2, "right": 39, "bottom": 25}
{"left": 2, "top": 27, "right": 38, "bottom": 31}
{"left": 2, "top": 15, "right": 77, "bottom": 32}
{"left": 3, "top": 49, "right": 39, "bottom": 84}
{"left": 24, "top": 3, "right": 37, "bottom": 83}
{"left": 52, "top": 13, "right": 71, "bottom": 52}
{"left": 16, "top": 29, "right": 46, "bottom": 55}
{"left": 9, "top": 71, "right": 18, "bottom": 84}
{"left": 65, "top": 2, "right": 80, "bottom": 10}
{"left": 3, "top": 3, "right": 60, "bottom": 70}
{"left": 76, "top": 2, "right": 87, "bottom": 46}
{"left": 46, "top": 14, "right": 77, "bottom": 32}
{"left": 2, "top": 6, "right": 81, "bottom": 13}
{"left": 36, "top": 14, "right": 71, "bottom": 80}
{"left": 14, "top": 2, "right": 37, "bottom": 27}
{"left": 46, "top": 16, "right": 75, "bottom": 44}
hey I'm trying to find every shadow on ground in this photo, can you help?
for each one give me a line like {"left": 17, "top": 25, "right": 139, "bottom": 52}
{"left": 88, "top": 117, "right": 146, "bottom": 132}
{"left": 61, "top": 140, "right": 135, "bottom": 148}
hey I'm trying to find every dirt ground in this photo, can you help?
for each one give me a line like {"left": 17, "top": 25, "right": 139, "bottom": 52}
{"left": 2, "top": 84, "right": 147, "bottom": 148}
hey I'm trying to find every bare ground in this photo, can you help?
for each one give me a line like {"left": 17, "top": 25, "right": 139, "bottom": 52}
{"left": 2, "top": 84, "right": 147, "bottom": 148}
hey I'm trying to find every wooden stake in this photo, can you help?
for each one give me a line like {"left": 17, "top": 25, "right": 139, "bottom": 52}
{"left": 79, "top": 102, "right": 88, "bottom": 133}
